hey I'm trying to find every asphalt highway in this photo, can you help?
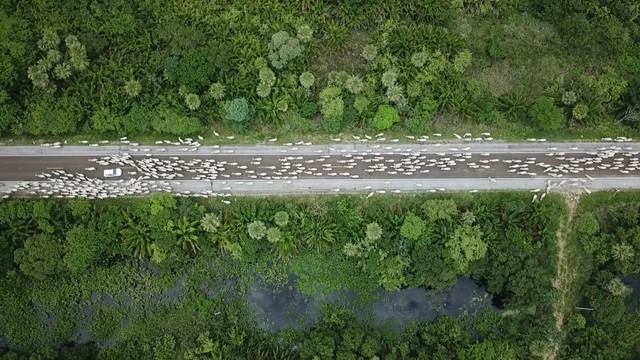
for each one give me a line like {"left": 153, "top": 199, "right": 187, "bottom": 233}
{"left": 0, "top": 152, "right": 639, "bottom": 181}
{"left": 1, "top": 142, "right": 639, "bottom": 197}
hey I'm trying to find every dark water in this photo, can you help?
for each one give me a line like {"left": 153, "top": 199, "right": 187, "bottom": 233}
{"left": 622, "top": 273, "right": 640, "bottom": 312}
{"left": 622, "top": 273, "right": 640, "bottom": 291}
{"left": 247, "top": 275, "right": 495, "bottom": 331}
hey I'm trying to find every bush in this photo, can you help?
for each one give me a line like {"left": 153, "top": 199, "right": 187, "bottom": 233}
{"left": 373, "top": 104, "right": 400, "bottom": 130}
{"left": 151, "top": 107, "right": 203, "bottom": 136}
{"left": 90, "top": 107, "right": 120, "bottom": 134}
{"left": 274, "top": 211, "right": 289, "bottom": 227}
{"left": 529, "top": 96, "right": 565, "bottom": 130}
{"left": 299, "top": 72, "right": 315, "bottom": 89}
{"left": 23, "top": 94, "right": 83, "bottom": 136}
{"left": 406, "top": 97, "right": 438, "bottom": 134}
{"left": 13, "top": 234, "right": 65, "bottom": 280}
{"left": 64, "top": 225, "right": 101, "bottom": 273}
{"left": 222, "top": 98, "right": 252, "bottom": 123}
{"left": 400, "top": 212, "right": 426, "bottom": 241}
{"left": 575, "top": 213, "right": 599, "bottom": 236}
{"left": 572, "top": 103, "right": 588, "bottom": 120}
{"left": 319, "top": 86, "right": 344, "bottom": 122}
{"left": 167, "top": 46, "right": 235, "bottom": 92}
{"left": 322, "top": 116, "right": 342, "bottom": 133}
{"left": 268, "top": 31, "right": 303, "bottom": 70}
{"left": 485, "top": 36, "right": 507, "bottom": 61}
{"left": 248, "top": 220, "right": 266, "bottom": 240}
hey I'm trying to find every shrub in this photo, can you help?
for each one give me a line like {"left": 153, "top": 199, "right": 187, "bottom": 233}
{"left": 124, "top": 79, "right": 142, "bottom": 97}
{"left": 151, "top": 107, "right": 203, "bottom": 135}
{"left": 248, "top": 221, "right": 266, "bottom": 240}
{"left": 268, "top": 31, "right": 303, "bottom": 69}
{"left": 361, "top": 44, "right": 378, "bottom": 62}
{"left": 299, "top": 72, "right": 315, "bottom": 89}
{"left": 223, "top": 98, "right": 252, "bottom": 123}
{"left": 24, "top": 94, "right": 82, "bottom": 136}
{"left": 374, "top": 104, "right": 400, "bottom": 130}
{"left": 259, "top": 67, "right": 276, "bottom": 87}
{"left": 529, "top": 96, "right": 565, "bottom": 130}
{"left": 366, "top": 222, "right": 383, "bottom": 242}
{"left": 345, "top": 75, "right": 364, "bottom": 94}
{"left": 91, "top": 107, "right": 120, "bottom": 133}
{"left": 298, "top": 101, "right": 317, "bottom": 118}
{"left": 406, "top": 97, "right": 438, "bottom": 134}
{"left": 168, "top": 47, "right": 228, "bottom": 91}
{"left": 64, "top": 225, "right": 101, "bottom": 273}
{"left": 400, "top": 212, "right": 426, "bottom": 241}
{"left": 485, "top": 36, "right": 507, "bottom": 61}
{"left": 121, "top": 104, "right": 153, "bottom": 134}
{"left": 296, "top": 24, "right": 314, "bottom": 43}
{"left": 572, "top": 103, "right": 588, "bottom": 120}
{"left": 13, "top": 234, "right": 65, "bottom": 280}
{"left": 354, "top": 95, "right": 370, "bottom": 115}
{"left": 381, "top": 70, "right": 397, "bottom": 87}
{"left": 266, "top": 227, "right": 282, "bottom": 243}
{"left": 411, "top": 51, "right": 429, "bottom": 68}
{"left": 208, "top": 82, "right": 225, "bottom": 100}
{"left": 274, "top": 211, "right": 289, "bottom": 227}
{"left": 322, "top": 116, "right": 342, "bottom": 133}
{"left": 319, "top": 86, "right": 344, "bottom": 121}
{"left": 184, "top": 93, "right": 201, "bottom": 110}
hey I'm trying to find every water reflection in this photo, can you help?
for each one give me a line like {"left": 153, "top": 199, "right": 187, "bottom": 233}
{"left": 247, "top": 275, "right": 495, "bottom": 330}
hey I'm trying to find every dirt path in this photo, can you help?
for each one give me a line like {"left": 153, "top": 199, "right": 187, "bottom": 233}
{"left": 545, "top": 192, "right": 580, "bottom": 360}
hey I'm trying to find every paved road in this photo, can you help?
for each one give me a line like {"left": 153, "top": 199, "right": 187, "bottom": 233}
{"left": 1, "top": 142, "right": 639, "bottom": 197}
{"left": 0, "top": 152, "right": 639, "bottom": 182}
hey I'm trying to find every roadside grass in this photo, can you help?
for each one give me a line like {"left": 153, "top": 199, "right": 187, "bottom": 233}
{"left": 1, "top": 116, "right": 638, "bottom": 147}
{"left": 545, "top": 192, "right": 581, "bottom": 360}
{"left": 548, "top": 190, "right": 640, "bottom": 359}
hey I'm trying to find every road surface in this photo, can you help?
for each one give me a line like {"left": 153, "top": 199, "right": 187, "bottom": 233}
{"left": 0, "top": 142, "right": 639, "bottom": 197}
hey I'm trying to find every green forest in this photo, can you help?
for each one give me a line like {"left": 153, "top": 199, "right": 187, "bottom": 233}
{"left": 0, "top": 193, "right": 565, "bottom": 359}
{"left": 562, "top": 193, "right": 640, "bottom": 360}
{"left": 2, "top": 192, "right": 640, "bottom": 358}
{"left": 0, "top": 0, "right": 639, "bottom": 141}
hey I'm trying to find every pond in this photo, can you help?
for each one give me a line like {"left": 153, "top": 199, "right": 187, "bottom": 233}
{"left": 622, "top": 273, "right": 640, "bottom": 312}
{"left": 247, "top": 275, "right": 495, "bottom": 331}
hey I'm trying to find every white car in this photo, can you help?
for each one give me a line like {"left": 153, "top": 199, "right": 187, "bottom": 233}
{"left": 103, "top": 168, "right": 122, "bottom": 178}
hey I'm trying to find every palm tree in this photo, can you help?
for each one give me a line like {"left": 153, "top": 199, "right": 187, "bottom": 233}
{"left": 274, "top": 211, "right": 289, "bottom": 227}
{"left": 247, "top": 220, "right": 266, "bottom": 240}
{"left": 124, "top": 79, "right": 142, "bottom": 97}
{"left": 612, "top": 242, "right": 634, "bottom": 263}
{"left": 365, "top": 222, "right": 382, "bottom": 243}
{"left": 121, "top": 214, "right": 153, "bottom": 259}
{"left": 200, "top": 213, "right": 221, "bottom": 233}
{"left": 607, "top": 278, "right": 630, "bottom": 296}
{"left": 272, "top": 233, "right": 298, "bottom": 259}
{"left": 297, "top": 214, "right": 335, "bottom": 252}
{"left": 266, "top": 227, "right": 282, "bottom": 243}
{"left": 170, "top": 216, "right": 200, "bottom": 254}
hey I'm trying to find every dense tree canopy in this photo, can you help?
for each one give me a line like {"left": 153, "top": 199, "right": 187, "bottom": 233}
{"left": 0, "top": 0, "right": 637, "bottom": 139}
{"left": 0, "top": 192, "right": 565, "bottom": 358}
